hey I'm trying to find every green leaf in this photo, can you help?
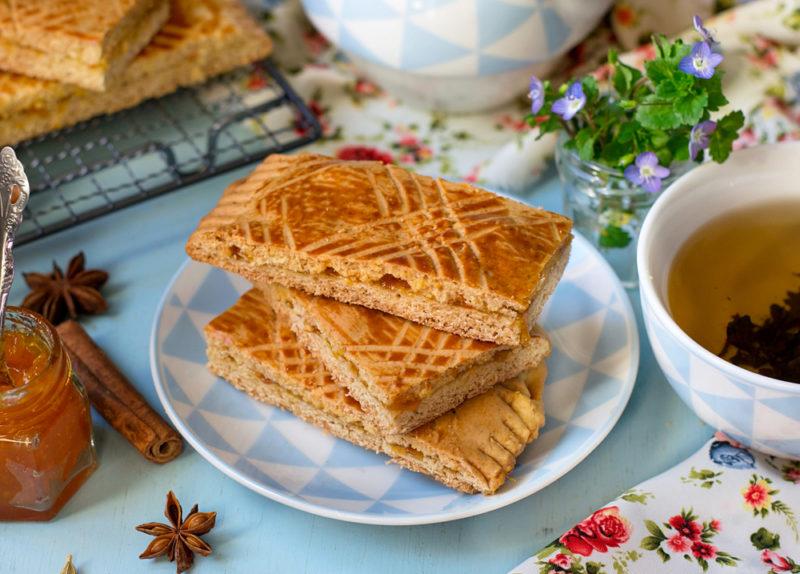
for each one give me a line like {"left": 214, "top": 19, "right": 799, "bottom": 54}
{"left": 674, "top": 91, "right": 708, "bottom": 125}
{"left": 575, "top": 128, "right": 597, "bottom": 162}
{"left": 645, "top": 520, "right": 666, "bottom": 538}
{"left": 655, "top": 74, "right": 694, "bottom": 99}
{"left": 613, "top": 64, "right": 633, "bottom": 97}
{"left": 599, "top": 225, "right": 632, "bottom": 249}
{"left": 534, "top": 114, "right": 564, "bottom": 139}
{"left": 611, "top": 57, "right": 642, "bottom": 99}
{"left": 656, "top": 548, "right": 671, "bottom": 563}
{"left": 673, "top": 40, "right": 691, "bottom": 59}
{"left": 654, "top": 147, "right": 672, "bottom": 168}
{"left": 620, "top": 491, "right": 652, "bottom": 505}
{"left": 640, "top": 536, "right": 662, "bottom": 551}
{"left": 635, "top": 95, "right": 682, "bottom": 130}
{"left": 704, "top": 74, "right": 728, "bottom": 110}
{"left": 716, "top": 555, "right": 739, "bottom": 566}
{"left": 581, "top": 75, "right": 599, "bottom": 104}
{"left": 652, "top": 34, "right": 670, "bottom": 60}
{"left": 586, "top": 562, "right": 604, "bottom": 574}
{"left": 709, "top": 110, "right": 745, "bottom": 163}
{"left": 535, "top": 545, "right": 560, "bottom": 559}
{"left": 617, "top": 121, "right": 640, "bottom": 143}
{"left": 667, "top": 133, "right": 691, "bottom": 163}
{"left": 648, "top": 130, "right": 669, "bottom": 149}
{"left": 698, "top": 557, "right": 709, "bottom": 572}
{"left": 644, "top": 58, "right": 675, "bottom": 85}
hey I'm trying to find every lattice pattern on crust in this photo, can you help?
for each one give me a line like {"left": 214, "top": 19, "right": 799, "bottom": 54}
{"left": 205, "top": 289, "right": 548, "bottom": 493}
{"left": 288, "top": 288, "right": 497, "bottom": 389}
{"left": 206, "top": 290, "right": 361, "bottom": 412}
{"left": 0, "top": 0, "right": 267, "bottom": 120}
{"left": 193, "top": 154, "right": 572, "bottom": 306}
{"left": 0, "top": 0, "right": 163, "bottom": 65}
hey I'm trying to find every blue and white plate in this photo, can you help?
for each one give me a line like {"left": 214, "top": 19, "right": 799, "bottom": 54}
{"left": 150, "top": 233, "right": 639, "bottom": 525}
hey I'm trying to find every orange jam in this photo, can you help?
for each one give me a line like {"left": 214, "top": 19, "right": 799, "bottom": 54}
{"left": 0, "top": 307, "right": 96, "bottom": 521}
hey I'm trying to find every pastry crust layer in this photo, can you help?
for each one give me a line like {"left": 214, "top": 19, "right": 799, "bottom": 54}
{"left": 0, "top": 0, "right": 170, "bottom": 90}
{"left": 0, "top": 0, "right": 272, "bottom": 145}
{"left": 267, "top": 283, "right": 550, "bottom": 434}
{"left": 205, "top": 290, "right": 547, "bottom": 494}
{"left": 187, "top": 154, "right": 573, "bottom": 344}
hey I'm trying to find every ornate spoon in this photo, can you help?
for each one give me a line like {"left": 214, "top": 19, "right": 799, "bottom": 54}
{"left": 0, "top": 147, "right": 30, "bottom": 337}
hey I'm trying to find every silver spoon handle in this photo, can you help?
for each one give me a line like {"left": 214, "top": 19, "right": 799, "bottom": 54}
{"left": 0, "top": 147, "right": 30, "bottom": 334}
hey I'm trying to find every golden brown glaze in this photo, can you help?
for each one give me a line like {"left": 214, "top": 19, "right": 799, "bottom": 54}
{"left": 280, "top": 287, "right": 498, "bottom": 404}
{"left": 0, "top": 0, "right": 271, "bottom": 142}
{"left": 189, "top": 154, "right": 572, "bottom": 308}
{"left": 205, "top": 290, "right": 351, "bottom": 409}
{"left": 204, "top": 289, "right": 548, "bottom": 494}
{"left": 0, "top": 0, "right": 163, "bottom": 62}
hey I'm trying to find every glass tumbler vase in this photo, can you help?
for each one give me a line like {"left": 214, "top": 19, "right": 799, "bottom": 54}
{"left": 555, "top": 139, "right": 688, "bottom": 288}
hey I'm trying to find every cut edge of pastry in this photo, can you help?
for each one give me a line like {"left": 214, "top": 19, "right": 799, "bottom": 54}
{"left": 204, "top": 291, "right": 548, "bottom": 495}
{"left": 394, "top": 364, "right": 547, "bottom": 494}
{"left": 191, "top": 235, "right": 571, "bottom": 345}
{"left": 0, "top": 0, "right": 170, "bottom": 91}
{"left": 267, "top": 283, "right": 551, "bottom": 434}
{"left": 206, "top": 338, "right": 546, "bottom": 495}
{"left": 186, "top": 154, "right": 573, "bottom": 345}
{"left": 0, "top": 0, "right": 272, "bottom": 146}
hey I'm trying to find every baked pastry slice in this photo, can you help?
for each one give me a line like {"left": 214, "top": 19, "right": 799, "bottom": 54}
{"left": 186, "top": 154, "right": 573, "bottom": 345}
{"left": 267, "top": 283, "right": 549, "bottom": 434}
{"left": 0, "top": 0, "right": 272, "bottom": 146}
{"left": 0, "top": 0, "right": 170, "bottom": 91}
{"left": 205, "top": 290, "right": 547, "bottom": 495}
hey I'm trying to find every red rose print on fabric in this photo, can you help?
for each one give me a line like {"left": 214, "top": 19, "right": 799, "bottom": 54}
{"left": 559, "top": 506, "right": 632, "bottom": 557}
{"left": 640, "top": 509, "right": 738, "bottom": 569}
{"left": 667, "top": 534, "right": 691, "bottom": 553}
{"left": 691, "top": 541, "right": 717, "bottom": 560}
{"left": 762, "top": 549, "right": 793, "bottom": 572}
{"left": 548, "top": 553, "right": 572, "bottom": 570}
{"left": 335, "top": 145, "right": 393, "bottom": 164}
{"left": 669, "top": 515, "right": 703, "bottom": 541}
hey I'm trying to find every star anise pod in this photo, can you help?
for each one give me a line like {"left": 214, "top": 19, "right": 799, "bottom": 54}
{"left": 136, "top": 491, "right": 216, "bottom": 573}
{"left": 22, "top": 252, "right": 108, "bottom": 325}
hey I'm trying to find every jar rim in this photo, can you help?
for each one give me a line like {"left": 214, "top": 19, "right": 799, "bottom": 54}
{"left": 0, "top": 306, "right": 62, "bottom": 399}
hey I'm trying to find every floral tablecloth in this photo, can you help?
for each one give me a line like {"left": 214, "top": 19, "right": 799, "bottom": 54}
{"left": 511, "top": 434, "right": 800, "bottom": 574}
{"left": 253, "top": 0, "right": 800, "bottom": 192}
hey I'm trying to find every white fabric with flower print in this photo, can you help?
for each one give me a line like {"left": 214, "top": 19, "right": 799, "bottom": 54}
{"left": 509, "top": 434, "right": 800, "bottom": 574}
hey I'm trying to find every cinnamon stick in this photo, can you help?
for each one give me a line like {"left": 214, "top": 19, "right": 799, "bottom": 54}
{"left": 56, "top": 320, "right": 183, "bottom": 464}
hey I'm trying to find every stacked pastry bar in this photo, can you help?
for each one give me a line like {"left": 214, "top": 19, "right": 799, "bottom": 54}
{"left": 188, "top": 154, "right": 573, "bottom": 494}
{"left": 206, "top": 290, "right": 548, "bottom": 494}
{"left": 0, "top": 0, "right": 171, "bottom": 90}
{"left": 0, "top": 0, "right": 272, "bottom": 146}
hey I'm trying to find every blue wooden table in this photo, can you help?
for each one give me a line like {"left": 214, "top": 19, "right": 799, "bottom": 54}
{"left": 0, "top": 165, "right": 711, "bottom": 574}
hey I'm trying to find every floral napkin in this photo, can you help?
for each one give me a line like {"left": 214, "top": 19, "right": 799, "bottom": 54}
{"left": 509, "top": 434, "right": 800, "bottom": 574}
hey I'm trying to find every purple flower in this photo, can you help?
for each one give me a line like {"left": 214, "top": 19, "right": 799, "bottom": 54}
{"left": 551, "top": 82, "right": 585, "bottom": 120}
{"left": 679, "top": 41, "right": 724, "bottom": 79}
{"left": 528, "top": 75, "right": 544, "bottom": 114}
{"left": 692, "top": 15, "right": 718, "bottom": 46}
{"left": 689, "top": 120, "right": 717, "bottom": 159}
{"left": 624, "top": 152, "right": 670, "bottom": 193}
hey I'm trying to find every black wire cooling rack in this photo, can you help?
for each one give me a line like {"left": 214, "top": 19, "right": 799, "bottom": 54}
{"left": 13, "top": 59, "right": 322, "bottom": 245}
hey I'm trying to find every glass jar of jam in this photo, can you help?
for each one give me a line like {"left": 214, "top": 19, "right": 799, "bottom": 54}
{"left": 0, "top": 307, "right": 96, "bottom": 520}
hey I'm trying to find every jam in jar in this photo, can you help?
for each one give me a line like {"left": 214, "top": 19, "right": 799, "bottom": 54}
{"left": 0, "top": 307, "right": 96, "bottom": 520}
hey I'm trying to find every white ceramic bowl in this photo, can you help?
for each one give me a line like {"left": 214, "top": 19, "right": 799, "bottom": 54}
{"left": 300, "top": 0, "right": 612, "bottom": 113}
{"left": 638, "top": 142, "right": 800, "bottom": 459}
